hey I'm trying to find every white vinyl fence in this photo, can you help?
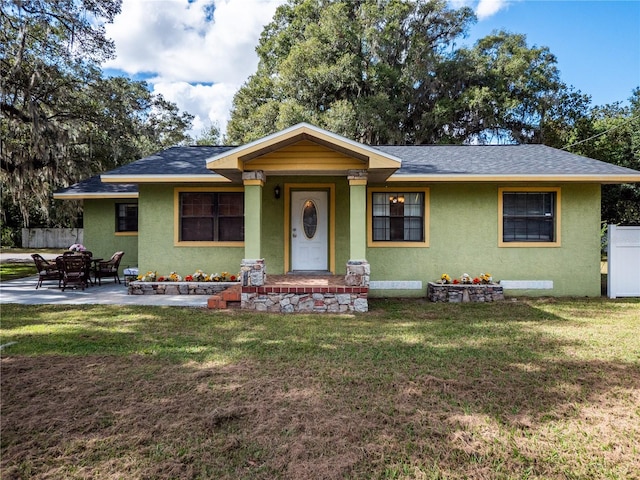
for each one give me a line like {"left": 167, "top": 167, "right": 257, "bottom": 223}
{"left": 607, "top": 225, "right": 640, "bottom": 298}
{"left": 21, "top": 228, "right": 83, "bottom": 249}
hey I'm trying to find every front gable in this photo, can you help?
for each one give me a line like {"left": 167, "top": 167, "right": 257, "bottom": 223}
{"left": 205, "top": 123, "right": 401, "bottom": 182}
{"left": 245, "top": 139, "right": 366, "bottom": 173}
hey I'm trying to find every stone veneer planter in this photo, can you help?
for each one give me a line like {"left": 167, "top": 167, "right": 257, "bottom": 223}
{"left": 242, "top": 285, "right": 369, "bottom": 313}
{"left": 427, "top": 282, "right": 504, "bottom": 303}
{"left": 128, "top": 281, "right": 239, "bottom": 295}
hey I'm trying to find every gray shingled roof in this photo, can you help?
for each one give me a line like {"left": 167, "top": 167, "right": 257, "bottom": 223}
{"left": 375, "top": 144, "right": 640, "bottom": 177}
{"left": 56, "top": 143, "right": 640, "bottom": 197}
{"left": 54, "top": 175, "right": 137, "bottom": 197}
{"left": 102, "top": 145, "right": 233, "bottom": 177}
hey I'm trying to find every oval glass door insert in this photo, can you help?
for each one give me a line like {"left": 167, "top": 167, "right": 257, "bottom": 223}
{"left": 302, "top": 200, "right": 318, "bottom": 239}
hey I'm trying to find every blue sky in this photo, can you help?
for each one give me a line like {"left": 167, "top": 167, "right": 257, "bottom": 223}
{"left": 463, "top": 0, "right": 640, "bottom": 107}
{"left": 104, "top": 0, "right": 640, "bottom": 137}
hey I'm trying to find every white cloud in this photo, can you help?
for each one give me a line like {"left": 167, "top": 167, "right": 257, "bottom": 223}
{"left": 104, "top": 0, "right": 285, "bottom": 138}
{"left": 475, "top": 0, "right": 510, "bottom": 20}
{"left": 152, "top": 81, "right": 238, "bottom": 138}
{"left": 447, "top": 0, "right": 511, "bottom": 20}
{"left": 105, "top": 0, "right": 511, "bottom": 140}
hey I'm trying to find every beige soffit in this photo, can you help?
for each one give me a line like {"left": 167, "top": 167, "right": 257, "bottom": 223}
{"left": 205, "top": 123, "right": 402, "bottom": 181}
{"left": 100, "top": 174, "right": 232, "bottom": 183}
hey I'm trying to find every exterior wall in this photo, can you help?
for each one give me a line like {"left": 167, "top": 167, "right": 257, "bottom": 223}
{"left": 136, "top": 178, "right": 350, "bottom": 277}
{"left": 83, "top": 199, "right": 139, "bottom": 272}
{"left": 367, "top": 183, "right": 601, "bottom": 297}
{"left": 131, "top": 181, "right": 601, "bottom": 297}
{"left": 137, "top": 184, "right": 244, "bottom": 275}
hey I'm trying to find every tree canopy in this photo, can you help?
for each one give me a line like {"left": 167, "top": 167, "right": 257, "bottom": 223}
{"left": 1, "top": 0, "right": 193, "bottom": 232}
{"left": 226, "top": 0, "right": 585, "bottom": 146}
{"left": 565, "top": 89, "right": 640, "bottom": 224}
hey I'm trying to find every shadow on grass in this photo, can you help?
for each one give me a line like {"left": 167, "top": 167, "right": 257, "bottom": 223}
{"left": 1, "top": 299, "right": 639, "bottom": 479}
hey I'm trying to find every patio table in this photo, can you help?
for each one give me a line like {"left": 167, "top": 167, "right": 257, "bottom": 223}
{"left": 56, "top": 254, "right": 101, "bottom": 287}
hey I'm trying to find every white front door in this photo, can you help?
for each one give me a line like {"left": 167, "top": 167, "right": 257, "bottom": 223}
{"left": 291, "top": 191, "right": 328, "bottom": 271}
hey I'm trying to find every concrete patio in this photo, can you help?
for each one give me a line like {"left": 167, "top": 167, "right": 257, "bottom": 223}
{"left": 0, "top": 276, "right": 209, "bottom": 307}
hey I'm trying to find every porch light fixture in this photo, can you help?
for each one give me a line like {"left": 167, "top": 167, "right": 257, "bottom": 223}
{"left": 274, "top": 185, "right": 281, "bottom": 199}
{"left": 389, "top": 195, "right": 405, "bottom": 204}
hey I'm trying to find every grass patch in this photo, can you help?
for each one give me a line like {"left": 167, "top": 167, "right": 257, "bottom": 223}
{"left": 0, "top": 263, "right": 36, "bottom": 282}
{"left": 2, "top": 298, "right": 639, "bottom": 479}
{"left": 0, "top": 247, "right": 65, "bottom": 255}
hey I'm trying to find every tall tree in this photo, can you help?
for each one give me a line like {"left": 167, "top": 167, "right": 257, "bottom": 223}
{"left": 227, "top": 0, "right": 476, "bottom": 144}
{"left": 226, "top": 0, "right": 583, "bottom": 146}
{"left": 454, "top": 31, "right": 591, "bottom": 144}
{"left": 1, "top": 0, "right": 192, "bottom": 231}
{"left": 566, "top": 89, "right": 640, "bottom": 224}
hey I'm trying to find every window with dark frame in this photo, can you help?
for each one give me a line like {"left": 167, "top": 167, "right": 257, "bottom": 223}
{"left": 116, "top": 203, "right": 138, "bottom": 232}
{"left": 502, "top": 191, "right": 556, "bottom": 242}
{"left": 180, "top": 192, "right": 244, "bottom": 242}
{"left": 372, "top": 192, "right": 424, "bottom": 242}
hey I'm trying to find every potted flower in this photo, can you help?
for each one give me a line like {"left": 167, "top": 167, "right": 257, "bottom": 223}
{"left": 137, "top": 271, "right": 157, "bottom": 282}
{"left": 439, "top": 273, "right": 451, "bottom": 284}
{"left": 168, "top": 272, "right": 182, "bottom": 282}
{"left": 480, "top": 273, "right": 493, "bottom": 284}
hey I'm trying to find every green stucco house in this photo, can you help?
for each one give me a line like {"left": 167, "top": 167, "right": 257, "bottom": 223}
{"left": 55, "top": 123, "right": 640, "bottom": 306}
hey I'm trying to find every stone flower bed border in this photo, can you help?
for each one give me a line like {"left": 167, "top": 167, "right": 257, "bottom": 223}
{"left": 427, "top": 282, "right": 504, "bottom": 303}
{"left": 128, "top": 281, "right": 239, "bottom": 296}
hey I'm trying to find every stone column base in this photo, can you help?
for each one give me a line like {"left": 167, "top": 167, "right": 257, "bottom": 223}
{"left": 241, "top": 259, "right": 266, "bottom": 287}
{"left": 345, "top": 260, "right": 370, "bottom": 287}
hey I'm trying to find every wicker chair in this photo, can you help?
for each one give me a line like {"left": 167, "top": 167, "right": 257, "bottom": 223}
{"left": 60, "top": 255, "right": 87, "bottom": 291}
{"left": 31, "top": 254, "right": 62, "bottom": 289}
{"left": 95, "top": 251, "right": 125, "bottom": 285}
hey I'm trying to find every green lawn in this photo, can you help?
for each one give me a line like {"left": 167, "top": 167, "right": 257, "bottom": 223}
{"left": 0, "top": 263, "right": 37, "bottom": 282}
{"left": 1, "top": 299, "right": 639, "bottom": 479}
{"left": 1, "top": 248, "right": 64, "bottom": 282}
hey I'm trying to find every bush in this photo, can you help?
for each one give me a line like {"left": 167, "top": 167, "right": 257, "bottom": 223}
{"left": 1, "top": 226, "right": 20, "bottom": 248}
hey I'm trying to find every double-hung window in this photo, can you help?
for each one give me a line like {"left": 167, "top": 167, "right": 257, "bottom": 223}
{"left": 369, "top": 189, "right": 428, "bottom": 246}
{"left": 179, "top": 191, "right": 244, "bottom": 242}
{"left": 500, "top": 188, "right": 560, "bottom": 246}
{"left": 116, "top": 203, "right": 138, "bottom": 233}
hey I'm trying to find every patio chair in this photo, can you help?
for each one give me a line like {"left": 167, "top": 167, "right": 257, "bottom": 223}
{"left": 61, "top": 255, "right": 87, "bottom": 291}
{"left": 95, "top": 251, "right": 125, "bottom": 285}
{"left": 31, "top": 254, "right": 62, "bottom": 289}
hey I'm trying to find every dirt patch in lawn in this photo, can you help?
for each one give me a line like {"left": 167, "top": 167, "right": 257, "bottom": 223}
{"left": 3, "top": 351, "right": 640, "bottom": 479}
{"left": 1, "top": 355, "right": 370, "bottom": 479}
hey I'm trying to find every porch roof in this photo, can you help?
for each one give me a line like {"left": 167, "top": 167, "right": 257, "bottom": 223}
{"left": 205, "top": 123, "right": 402, "bottom": 183}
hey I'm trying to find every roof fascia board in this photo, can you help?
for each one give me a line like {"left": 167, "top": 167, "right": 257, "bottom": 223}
{"left": 53, "top": 193, "right": 139, "bottom": 200}
{"left": 387, "top": 174, "right": 640, "bottom": 183}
